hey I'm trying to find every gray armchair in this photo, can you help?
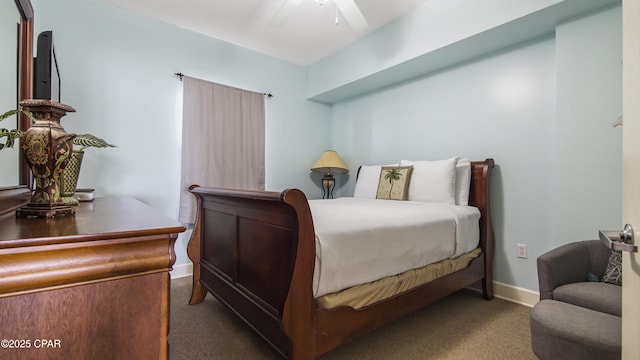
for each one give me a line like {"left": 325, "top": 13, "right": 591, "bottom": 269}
{"left": 530, "top": 240, "right": 621, "bottom": 360}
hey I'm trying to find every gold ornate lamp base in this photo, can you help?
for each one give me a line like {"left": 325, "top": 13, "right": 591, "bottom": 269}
{"left": 16, "top": 99, "right": 77, "bottom": 218}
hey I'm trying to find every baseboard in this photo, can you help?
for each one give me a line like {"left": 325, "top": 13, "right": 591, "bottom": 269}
{"left": 467, "top": 281, "right": 539, "bottom": 307}
{"left": 168, "top": 265, "right": 539, "bottom": 307}
{"left": 492, "top": 281, "right": 539, "bottom": 308}
{"left": 170, "top": 263, "right": 193, "bottom": 279}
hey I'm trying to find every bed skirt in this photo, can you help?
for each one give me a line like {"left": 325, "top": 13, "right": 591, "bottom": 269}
{"left": 316, "top": 248, "right": 482, "bottom": 310}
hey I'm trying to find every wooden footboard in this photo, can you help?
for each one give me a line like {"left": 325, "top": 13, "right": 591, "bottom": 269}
{"left": 187, "top": 158, "right": 495, "bottom": 359}
{"left": 187, "top": 187, "right": 316, "bottom": 357}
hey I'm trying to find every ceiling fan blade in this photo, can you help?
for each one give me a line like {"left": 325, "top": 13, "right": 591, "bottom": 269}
{"left": 269, "top": 0, "right": 303, "bottom": 27}
{"left": 335, "top": 0, "right": 368, "bottom": 32}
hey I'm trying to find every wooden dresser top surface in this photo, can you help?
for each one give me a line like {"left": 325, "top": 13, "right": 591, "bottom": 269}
{"left": 0, "top": 197, "right": 186, "bottom": 249}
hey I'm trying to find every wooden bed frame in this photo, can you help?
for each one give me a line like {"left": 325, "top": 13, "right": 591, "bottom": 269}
{"left": 186, "top": 158, "right": 495, "bottom": 359}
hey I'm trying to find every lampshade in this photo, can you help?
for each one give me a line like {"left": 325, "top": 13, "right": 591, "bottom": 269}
{"left": 311, "top": 150, "right": 349, "bottom": 174}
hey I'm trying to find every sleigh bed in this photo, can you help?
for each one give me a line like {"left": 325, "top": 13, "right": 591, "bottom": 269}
{"left": 186, "top": 158, "right": 495, "bottom": 359}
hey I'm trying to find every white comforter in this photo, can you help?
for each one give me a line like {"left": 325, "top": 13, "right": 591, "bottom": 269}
{"left": 309, "top": 198, "right": 480, "bottom": 298}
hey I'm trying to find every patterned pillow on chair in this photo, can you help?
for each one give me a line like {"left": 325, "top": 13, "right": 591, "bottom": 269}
{"left": 601, "top": 250, "right": 622, "bottom": 285}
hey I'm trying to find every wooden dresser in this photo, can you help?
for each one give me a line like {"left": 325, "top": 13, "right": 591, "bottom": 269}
{"left": 0, "top": 197, "right": 186, "bottom": 360}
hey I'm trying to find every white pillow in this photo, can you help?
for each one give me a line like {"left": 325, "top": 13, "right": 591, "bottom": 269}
{"left": 353, "top": 164, "right": 398, "bottom": 199}
{"left": 455, "top": 158, "right": 472, "bottom": 206}
{"left": 400, "top": 158, "right": 457, "bottom": 204}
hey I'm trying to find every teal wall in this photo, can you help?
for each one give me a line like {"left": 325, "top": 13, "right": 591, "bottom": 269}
{"left": 32, "top": 0, "right": 621, "bottom": 292}
{"left": 554, "top": 7, "right": 622, "bottom": 246}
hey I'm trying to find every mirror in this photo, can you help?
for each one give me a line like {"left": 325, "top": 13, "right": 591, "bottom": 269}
{"left": 0, "top": 1, "right": 21, "bottom": 186}
{"left": 0, "top": 0, "right": 33, "bottom": 214}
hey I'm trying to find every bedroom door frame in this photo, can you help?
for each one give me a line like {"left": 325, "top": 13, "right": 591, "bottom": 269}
{"left": 621, "top": 0, "right": 640, "bottom": 358}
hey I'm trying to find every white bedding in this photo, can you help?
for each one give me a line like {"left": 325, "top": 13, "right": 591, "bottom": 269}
{"left": 309, "top": 197, "right": 480, "bottom": 298}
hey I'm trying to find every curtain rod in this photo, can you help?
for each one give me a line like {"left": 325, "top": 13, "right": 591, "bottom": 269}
{"left": 175, "top": 72, "right": 273, "bottom": 98}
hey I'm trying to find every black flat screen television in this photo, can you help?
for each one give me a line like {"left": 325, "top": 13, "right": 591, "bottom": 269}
{"left": 33, "top": 31, "right": 60, "bottom": 102}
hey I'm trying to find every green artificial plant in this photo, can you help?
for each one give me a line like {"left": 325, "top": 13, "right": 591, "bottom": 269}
{"left": 72, "top": 133, "right": 116, "bottom": 151}
{"left": 0, "top": 109, "right": 34, "bottom": 150}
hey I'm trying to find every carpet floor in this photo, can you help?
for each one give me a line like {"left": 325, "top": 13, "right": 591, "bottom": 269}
{"left": 168, "top": 276, "right": 537, "bottom": 360}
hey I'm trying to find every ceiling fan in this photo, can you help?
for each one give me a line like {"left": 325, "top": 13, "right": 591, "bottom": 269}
{"left": 270, "top": 0, "right": 369, "bottom": 33}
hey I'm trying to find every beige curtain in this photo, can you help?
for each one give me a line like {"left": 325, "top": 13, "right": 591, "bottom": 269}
{"left": 179, "top": 76, "right": 265, "bottom": 224}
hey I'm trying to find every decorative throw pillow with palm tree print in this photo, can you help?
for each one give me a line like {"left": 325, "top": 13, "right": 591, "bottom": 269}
{"left": 376, "top": 166, "right": 413, "bottom": 200}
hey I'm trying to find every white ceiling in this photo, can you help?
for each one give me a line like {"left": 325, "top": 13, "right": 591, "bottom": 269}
{"left": 99, "top": 0, "right": 429, "bottom": 66}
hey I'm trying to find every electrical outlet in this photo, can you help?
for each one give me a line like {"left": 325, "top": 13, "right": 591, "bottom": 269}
{"left": 517, "top": 244, "right": 527, "bottom": 259}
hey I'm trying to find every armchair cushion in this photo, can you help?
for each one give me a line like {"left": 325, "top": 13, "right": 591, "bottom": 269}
{"left": 553, "top": 282, "right": 622, "bottom": 316}
{"left": 537, "top": 240, "right": 610, "bottom": 300}
{"left": 530, "top": 300, "right": 621, "bottom": 360}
